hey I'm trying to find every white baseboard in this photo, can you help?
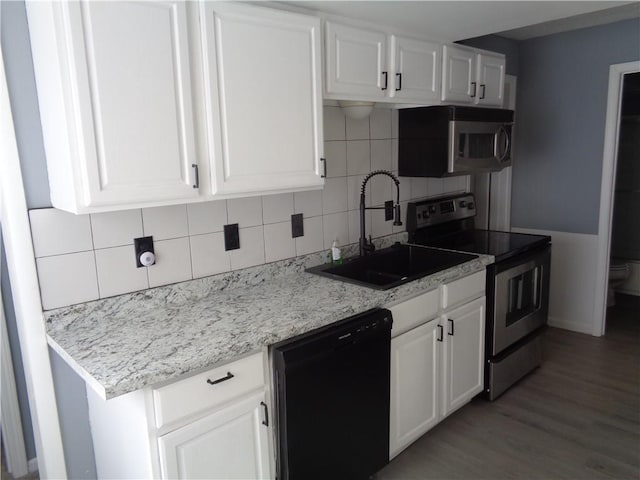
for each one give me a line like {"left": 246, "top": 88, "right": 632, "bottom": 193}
{"left": 28, "top": 457, "right": 38, "bottom": 473}
{"left": 512, "top": 227, "right": 600, "bottom": 335}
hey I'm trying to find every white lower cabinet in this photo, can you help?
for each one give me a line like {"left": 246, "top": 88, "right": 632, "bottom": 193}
{"left": 390, "top": 319, "right": 440, "bottom": 458}
{"left": 86, "top": 352, "right": 273, "bottom": 479}
{"left": 388, "top": 271, "right": 486, "bottom": 459}
{"left": 442, "top": 297, "right": 486, "bottom": 417}
{"left": 158, "top": 390, "right": 271, "bottom": 479}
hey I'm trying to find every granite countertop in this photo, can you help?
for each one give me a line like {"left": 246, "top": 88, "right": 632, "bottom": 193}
{"left": 45, "top": 240, "right": 494, "bottom": 400}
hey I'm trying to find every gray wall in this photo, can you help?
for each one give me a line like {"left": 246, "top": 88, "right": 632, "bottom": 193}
{"left": 1, "top": 1, "right": 96, "bottom": 477}
{"left": 511, "top": 18, "right": 640, "bottom": 234}
{"left": 459, "top": 34, "right": 520, "bottom": 76}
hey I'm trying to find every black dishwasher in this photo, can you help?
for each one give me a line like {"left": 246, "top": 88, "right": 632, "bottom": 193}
{"left": 272, "top": 308, "right": 392, "bottom": 480}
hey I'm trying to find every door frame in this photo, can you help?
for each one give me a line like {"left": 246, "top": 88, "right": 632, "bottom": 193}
{"left": 593, "top": 60, "right": 640, "bottom": 336}
{"left": 1, "top": 48, "right": 67, "bottom": 477}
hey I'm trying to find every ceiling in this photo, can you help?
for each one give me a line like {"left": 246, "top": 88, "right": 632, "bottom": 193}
{"left": 285, "top": 1, "right": 639, "bottom": 43}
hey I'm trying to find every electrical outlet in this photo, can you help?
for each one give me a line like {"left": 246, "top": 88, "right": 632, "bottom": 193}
{"left": 134, "top": 236, "right": 155, "bottom": 267}
{"left": 385, "top": 201, "right": 394, "bottom": 221}
{"left": 291, "top": 214, "right": 304, "bottom": 238}
{"left": 224, "top": 224, "right": 240, "bottom": 251}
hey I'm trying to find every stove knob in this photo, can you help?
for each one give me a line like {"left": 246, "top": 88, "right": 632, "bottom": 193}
{"left": 468, "top": 202, "right": 475, "bottom": 210}
{"left": 428, "top": 205, "right": 437, "bottom": 214}
{"left": 459, "top": 200, "right": 467, "bottom": 208}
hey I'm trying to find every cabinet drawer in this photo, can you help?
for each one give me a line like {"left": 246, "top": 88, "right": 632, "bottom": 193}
{"left": 441, "top": 270, "right": 485, "bottom": 310}
{"left": 388, "top": 288, "right": 439, "bottom": 337}
{"left": 153, "top": 353, "right": 265, "bottom": 428}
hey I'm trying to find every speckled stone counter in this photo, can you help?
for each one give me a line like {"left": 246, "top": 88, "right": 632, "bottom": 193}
{"left": 45, "top": 239, "right": 494, "bottom": 399}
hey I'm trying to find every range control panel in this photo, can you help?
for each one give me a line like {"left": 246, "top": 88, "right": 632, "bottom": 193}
{"left": 407, "top": 193, "right": 476, "bottom": 230}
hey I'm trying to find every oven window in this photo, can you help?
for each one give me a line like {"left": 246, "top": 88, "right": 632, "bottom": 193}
{"left": 506, "top": 265, "right": 543, "bottom": 326}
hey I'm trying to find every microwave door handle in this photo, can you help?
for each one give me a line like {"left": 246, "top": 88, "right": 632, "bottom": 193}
{"left": 496, "top": 126, "right": 510, "bottom": 162}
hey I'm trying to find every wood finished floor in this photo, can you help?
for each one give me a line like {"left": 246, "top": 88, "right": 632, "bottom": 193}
{"left": 376, "top": 294, "right": 640, "bottom": 480}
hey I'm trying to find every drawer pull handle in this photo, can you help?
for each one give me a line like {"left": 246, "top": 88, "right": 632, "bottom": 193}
{"left": 206, "top": 372, "right": 234, "bottom": 386}
{"left": 437, "top": 325, "right": 443, "bottom": 342}
{"left": 260, "top": 401, "right": 269, "bottom": 427}
{"left": 448, "top": 318, "right": 455, "bottom": 336}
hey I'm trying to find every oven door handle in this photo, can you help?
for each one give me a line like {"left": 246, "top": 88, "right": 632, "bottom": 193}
{"left": 447, "top": 318, "right": 454, "bottom": 336}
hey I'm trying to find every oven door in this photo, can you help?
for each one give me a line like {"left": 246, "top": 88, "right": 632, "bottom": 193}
{"left": 491, "top": 246, "right": 550, "bottom": 355}
{"left": 449, "top": 121, "right": 512, "bottom": 173}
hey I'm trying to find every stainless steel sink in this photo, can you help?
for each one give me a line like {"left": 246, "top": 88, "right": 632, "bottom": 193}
{"left": 307, "top": 243, "right": 478, "bottom": 290}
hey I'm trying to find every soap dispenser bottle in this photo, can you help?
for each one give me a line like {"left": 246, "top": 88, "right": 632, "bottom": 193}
{"left": 331, "top": 240, "right": 343, "bottom": 265}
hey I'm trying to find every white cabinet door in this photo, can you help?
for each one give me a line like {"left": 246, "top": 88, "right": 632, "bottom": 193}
{"left": 63, "top": 1, "right": 199, "bottom": 208}
{"left": 325, "top": 22, "right": 388, "bottom": 99}
{"left": 476, "top": 53, "right": 506, "bottom": 107}
{"left": 390, "top": 320, "right": 441, "bottom": 459}
{"left": 441, "top": 44, "right": 476, "bottom": 104}
{"left": 200, "top": 3, "right": 324, "bottom": 195}
{"left": 158, "top": 390, "right": 271, "bottom": 480}
{"left": 442, "top": 297, "right": 485, "bottom": 417}
{"left": 390, "top": 36, "right": 441, "bottom": 103}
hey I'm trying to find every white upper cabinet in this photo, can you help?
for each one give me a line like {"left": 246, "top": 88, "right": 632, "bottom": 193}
{"left": 476, "top": 52, "right": 506, "bottom": 106}
{"left": 325, "top": 23, "right": 441, "bottom": 104}
{"left": 325, "top": 22, "right": 388, "bottom": 99}
{"left": 200, "top": 3, "right": 324, "bottom": 196}
{"left": 27, "top": 1, "right": 200, "bottom": 213}
{"left": 442, "top": 45, "right": 506, "bottom": 107}
{"left": 441, "top": 45, "right": 476, "bottom": 104}
{"left": 389, "top": 36, "right": 441, "bottom": 103}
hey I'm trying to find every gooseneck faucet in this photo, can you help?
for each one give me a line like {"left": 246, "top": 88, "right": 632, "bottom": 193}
{"left": 359, "top": 170, "right": 403, "bottom": 256}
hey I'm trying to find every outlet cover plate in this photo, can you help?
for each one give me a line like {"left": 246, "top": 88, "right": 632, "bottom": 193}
{"left": 291, "top": 214, "right": 304, "bottom": 238}
{"left": 224, "top": 224, "right": 240, "bottom": 251}
{"left": 134, "top": 236, "right": 155, "bottom": 267}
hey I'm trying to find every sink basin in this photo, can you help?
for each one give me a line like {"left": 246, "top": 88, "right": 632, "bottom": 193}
{"left": 307, "top": 243, "right": 478, "bottom": 290}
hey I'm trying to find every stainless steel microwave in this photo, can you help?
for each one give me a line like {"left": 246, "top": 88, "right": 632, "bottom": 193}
{"left": 398, "top": 105, "right": 514, "bottom": 177}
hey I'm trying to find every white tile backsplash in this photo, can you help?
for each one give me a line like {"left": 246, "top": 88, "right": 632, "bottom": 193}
{"left": 95, "top": 245, "right": 149, "bottom": 297}
{"left": 370, "top": 109, "right": 392, "bottom": 139}
{"left": 264, "top": 222, "right": 296, "bottom": 263}
{"left": 322, "top": 212, "right": 349, "bottom": 249}
{"left": 322, "top": 177, "right": 348, "bottom": 215}
{"left": 36, "top": 251, "right": 99, "bottom": 310}
{"left": 262, "top": 193, "right": 294, "bottom": 225}
{"left": 346, "top": 115, "right": 369, "bottom": 140}
{"left": 30, "top": 105, "right": 472, "bottom": 310}
{"left": 190, "top": 232, "right": 230, "bottom": 279}
{"left": 142, "top": 205, "right": 189, "bottom": 241}
{"left": 324, "top": 141, "right": 347, "bottom": 178}
{"left": 348, "top": 209, "right": 371, "bottom": 245}
{"left": 147, "top": 237, "right": 192, "bottom": 288}
{"left": 230, "top": 226, "right": 265, "bottom": 270}
{"left": 91, "top": 209, "right": 143, "bottom": 249}
{"left": 371, "top": 139, "right": 392, "bottom": 171}
{"left": 29, "top": 208, "right": 93, "bottom": 257}
{"left": 295, "top": 216, "right": 324, "bottom": 256}
{"left": 187, "top": 201, "right": 227, "bottom": 236}
{"left": 227, "top": 196, "right": 263, "bottom": 228}
{"left": 323, "top": 106, "right": 346, "bottom": 141}
{"left": 346, "top": 140, "right": 371, "bottom": 176}
{"left": 294, "top": 190, "right": 323, "bottom": 218}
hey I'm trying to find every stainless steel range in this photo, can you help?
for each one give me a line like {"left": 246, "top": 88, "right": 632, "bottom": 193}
{"left": 406, "top": 193, "right": 551, "bottom": 400}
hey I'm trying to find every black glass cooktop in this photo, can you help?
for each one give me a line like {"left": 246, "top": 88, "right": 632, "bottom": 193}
{"left": 414, "top": 229, "right": 551, "bottom": 262}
